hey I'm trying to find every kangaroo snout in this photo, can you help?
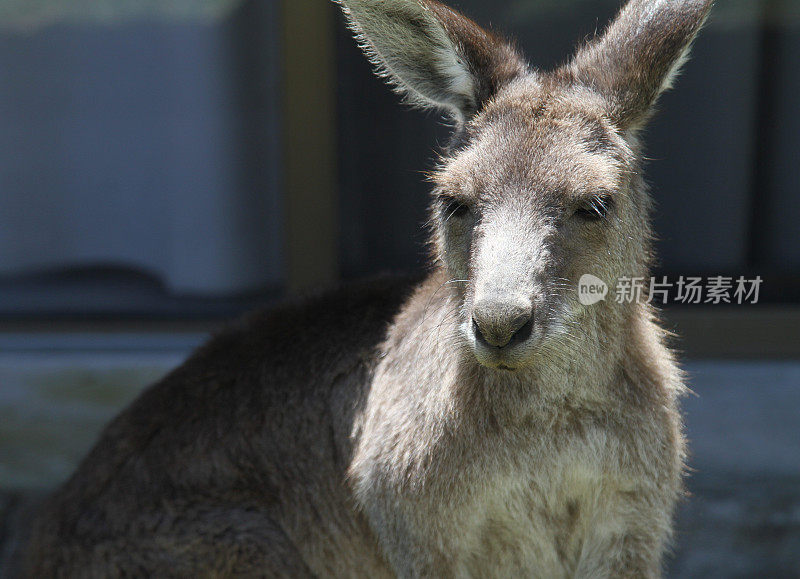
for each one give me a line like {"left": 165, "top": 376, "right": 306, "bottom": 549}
{"left": 471, "top": 298, "right": 534, "bottom": 349}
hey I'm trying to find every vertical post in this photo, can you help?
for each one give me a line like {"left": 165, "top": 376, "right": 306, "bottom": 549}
{"left": 281, "top": 0, "right": 339, "bottom": 293}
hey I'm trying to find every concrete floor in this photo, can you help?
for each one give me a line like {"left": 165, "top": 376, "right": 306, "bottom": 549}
{"left": 671, "top": 361, "right": 800, "bottom": 577}
{"left": 0, "top": 335, "right": 798, "bottom": 575}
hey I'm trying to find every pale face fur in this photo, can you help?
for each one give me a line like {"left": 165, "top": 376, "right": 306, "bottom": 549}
{"left": 432, "top": 78, "right": 648, "bottom": 372}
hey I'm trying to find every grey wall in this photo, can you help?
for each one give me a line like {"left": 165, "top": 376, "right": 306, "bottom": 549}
{"left": 1, "top": 0, "right": 798, "bottom": 311}
{"left": 759, "top": 30, "right": 800, "bottom": 272}
{"left": 0, "top": 0, "right": 283, "bottom": 296}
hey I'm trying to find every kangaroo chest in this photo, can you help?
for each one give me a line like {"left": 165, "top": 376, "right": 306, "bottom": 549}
{"left": 454, "top": 448, "right": 620, "bottom": 577}
{"left": 355, "top": 348, "right": 660, "bottom": 577}
{"left": 402, "top": 416, "right": 636, "bottom": 578}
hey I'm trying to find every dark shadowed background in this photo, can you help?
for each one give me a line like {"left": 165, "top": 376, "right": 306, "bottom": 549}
{"left": 0, "top": 0, "right": 798, "bottom": 576}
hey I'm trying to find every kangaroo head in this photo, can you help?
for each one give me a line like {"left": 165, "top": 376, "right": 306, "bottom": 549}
{"left": 340, "top": 0, "right": 713, "bottom": 371}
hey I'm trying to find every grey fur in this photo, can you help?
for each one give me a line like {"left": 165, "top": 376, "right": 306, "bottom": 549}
{"left": 16, "top": 0, "right": 714, "bottom": 577}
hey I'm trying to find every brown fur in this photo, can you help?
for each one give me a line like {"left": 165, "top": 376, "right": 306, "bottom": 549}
{"left": 16, "top": 1, "right": 713, "bottom": 577}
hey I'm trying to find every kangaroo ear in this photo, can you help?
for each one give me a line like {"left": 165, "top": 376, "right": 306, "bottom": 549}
{"left": 337, "top": 0, "right": 526, "bottom": 120}
{"left": 568, "top": 0, "right": 714, "bottom": 131}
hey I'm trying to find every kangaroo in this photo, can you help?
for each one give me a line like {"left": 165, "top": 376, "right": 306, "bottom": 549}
{"left": 15, "top": 0, "right": 713, "bottom": 577}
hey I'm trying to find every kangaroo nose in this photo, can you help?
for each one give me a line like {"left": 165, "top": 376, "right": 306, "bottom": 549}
{"left": 472, "top": 299, "right": 534, "bottom": 348}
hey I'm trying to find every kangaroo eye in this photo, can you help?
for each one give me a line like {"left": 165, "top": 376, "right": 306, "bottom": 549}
{"left": 441, "top": 196, "right": 471, "bottom": 220}
{"left": 574, "top": 194, "right": 613, "bottom": 221}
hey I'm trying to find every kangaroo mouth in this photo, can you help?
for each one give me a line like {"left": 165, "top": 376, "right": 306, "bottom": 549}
{"left": 466, "top": 324, "right": 542, "bottom": 371}
{"left": 472, "top": 347, "right": 527, "bottom": 371}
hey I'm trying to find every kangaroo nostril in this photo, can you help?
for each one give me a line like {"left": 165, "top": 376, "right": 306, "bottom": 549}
{"left": 472, "top": 317, "right": 487, "bottom": 345}
{"left": 471, "top": 300, "right": 534, "bottom": 349}
{"left": 508, "top": 316, "right": 533, "bottom": 346}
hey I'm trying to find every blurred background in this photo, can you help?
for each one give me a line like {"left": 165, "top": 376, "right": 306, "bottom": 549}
{"left": 0, "top": 0, "right": 798, "bottom": 576}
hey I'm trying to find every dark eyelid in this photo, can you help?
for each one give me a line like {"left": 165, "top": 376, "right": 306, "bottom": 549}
{"left": 439, "top": 194, "right": 472, "bottom": 218}
{"left": 574, "top": 192, "right": 614, "bottom": 220}
{"left": 438, "top": 192, "right": 467, "bottom": 205}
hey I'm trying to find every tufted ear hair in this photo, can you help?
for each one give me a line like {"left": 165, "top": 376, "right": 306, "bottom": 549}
{"left": 567, "top": 0, "right": 714, "bottom": 131}
{"left": 337, "top": 0, "right": 527, "bottom": 121}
